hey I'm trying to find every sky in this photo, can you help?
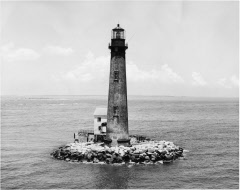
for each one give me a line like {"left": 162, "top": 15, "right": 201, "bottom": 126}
{"left": 1, "top": 1, "right": 239, "bottom": 97}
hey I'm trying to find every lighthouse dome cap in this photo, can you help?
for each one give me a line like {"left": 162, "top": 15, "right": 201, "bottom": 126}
{"left": 112, "top": 24, "right": 124, "bottom": 31}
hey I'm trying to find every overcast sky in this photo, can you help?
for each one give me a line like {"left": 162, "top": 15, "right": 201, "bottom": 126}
{"left": 1, "top": 1, "right": 239, "bottom": 97}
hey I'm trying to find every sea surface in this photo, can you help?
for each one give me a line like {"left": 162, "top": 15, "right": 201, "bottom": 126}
{"left": 1, "top": 95, "right": 239, "bottom": 189}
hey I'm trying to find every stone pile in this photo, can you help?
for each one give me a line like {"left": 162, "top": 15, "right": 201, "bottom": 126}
{"left": 51, "top": 140, "right": 184, "bottom": 165}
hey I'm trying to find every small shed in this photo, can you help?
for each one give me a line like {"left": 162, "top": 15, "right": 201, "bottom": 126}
{"left": 94, "top": 107, "right": 107, "bottom": 136}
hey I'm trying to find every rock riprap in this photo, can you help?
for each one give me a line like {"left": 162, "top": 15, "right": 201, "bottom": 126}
{"left": 51, "top": 140, "right": 185, "bottom": 165}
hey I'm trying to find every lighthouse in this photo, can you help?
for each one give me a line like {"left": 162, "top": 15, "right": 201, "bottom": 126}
{"left": 106, "top": 24, "right": 129, "bottom": 146}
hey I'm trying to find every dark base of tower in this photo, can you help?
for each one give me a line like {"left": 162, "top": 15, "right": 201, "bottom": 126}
{"left": 104, "top": 138, "right": 130, "bottom": 147}
{"left": 117, "top": 139, "right": 131, "bottom": 147}
{"left": 103, "top": 138, "right": 112, "bottom": 144}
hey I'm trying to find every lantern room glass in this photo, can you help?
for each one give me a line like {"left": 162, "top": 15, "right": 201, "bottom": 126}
{"left": 112, "top": 30, "right": 125, "bottom": 39}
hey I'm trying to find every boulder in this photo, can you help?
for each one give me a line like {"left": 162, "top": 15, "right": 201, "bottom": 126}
{"left": 145, "top": 156, "right": 150, "bottom": 160}
{"left": 139, "top": 156, "right": 145, "bottom": 163}
{"left": 133, "top": 153, "right": 140, "bottom": 158}
{"left": 148, "top": 148, "right": 155, "bottom": 153}
{"left": 139, "top": 149, "right": 146, "bottom": 154}
{"left": 130, "top": 147, "right": 136, "bottom": 151}
{"left": 109, "top": 158, "right": 114, "bottom": 164}
{"left": 119, "top": 149, "right": 125, "bottom": 157}
{"left": 134, "top": 150, "right": 140, "bottom": 154}
{"left": 157, "top": 160, "right": 163, "bottom": 164}
{"left": 122, "top": 154, "right": 130, "bottom": 162}
{"left": 153, "top": 152, "right": 158, "bottom": 157}
{"left": 93, "top": 158, "right": 99, "bottom": 163}
{"left": 151, "top": 156, "right": 156, "bottom": 161}
{"left": 93, "top": 152, "right": 98, "bottom": 157}
{"left": 87, "top": 153, "right": 92, "bottom": 161}
{"left": 111, "top": 154, "right": 117, "bottom": 160}
{"left": 116, "top": 156, "right": 123, "bottom": 163}
{"left": 130, "top": 155, "right": 135, "bottom": 161}
{"left": 105, "top": 158, "right": 110, "bottom": 164}
{"left": 164, "top": 154, "right": 173, "bottom": 160}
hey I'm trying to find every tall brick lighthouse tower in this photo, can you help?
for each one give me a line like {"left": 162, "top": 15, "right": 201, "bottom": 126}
{"left": 106, "top": 24, "right": 129, "bottom": 146}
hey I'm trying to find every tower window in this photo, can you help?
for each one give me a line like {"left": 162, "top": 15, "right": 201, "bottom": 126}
{"left": 113, "top": 115, "right": 119, "bottom": 125}
{"left": 97, "top": 117, "right": 101, "bottom": 122}
{"left": 114, "top": 71, "right": 119, "bottom": 81}
{"left": 113, "top": 106, "right": 119, "bottom": 115}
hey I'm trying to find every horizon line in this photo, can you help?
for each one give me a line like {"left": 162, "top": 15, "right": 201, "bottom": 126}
{"left": 1, "top": 94, "right": 239, "bottom": 99}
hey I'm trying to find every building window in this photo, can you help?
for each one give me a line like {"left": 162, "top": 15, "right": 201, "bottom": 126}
{"left": 114, "top": 71, "right": 119, "bottom": 81}
{"left": 113, "top": 106, "right": 119, "bottom": 115}
{"left": 97, "top": 117, "right": 101, "bottom": 122}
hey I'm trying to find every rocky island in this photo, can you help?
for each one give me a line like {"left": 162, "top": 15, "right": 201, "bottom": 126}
{"left": 51, "top": 139, "right": 186, "bottom": 165}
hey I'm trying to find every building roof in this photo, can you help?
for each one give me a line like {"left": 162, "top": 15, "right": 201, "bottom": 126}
{"left": 94, "top": 107, "right": 107, "bottom": 116}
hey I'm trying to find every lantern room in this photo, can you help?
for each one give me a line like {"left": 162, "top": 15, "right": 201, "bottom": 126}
{"left": 109, "top": 24, "right": 128, "bottom": 50}
{"left": 111, "top": 24, "right": 125, "bottom": 39}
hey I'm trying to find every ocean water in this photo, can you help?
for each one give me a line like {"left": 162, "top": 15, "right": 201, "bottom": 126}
{"left": 1, "top": 95, "right": 239, "bottom": 189}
